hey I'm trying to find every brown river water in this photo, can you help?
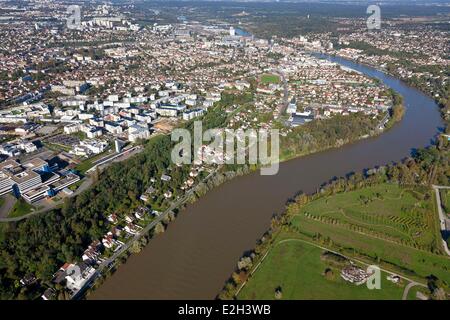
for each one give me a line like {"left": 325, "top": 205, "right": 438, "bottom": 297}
{"left": 90, "top": 56, "right": 443, "bottom": 299}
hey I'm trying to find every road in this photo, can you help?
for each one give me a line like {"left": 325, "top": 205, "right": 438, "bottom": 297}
{"left": 86, "top": 146, "right": 143, "bottom": 174}
{"left": 270, "top": 68, "right": 289, "bottom": 119}
{"left": 378, "top": 112, "right": 390, "bottom": 129}
{"left": 432, "top": 185, "right": 450, "bottom": 256}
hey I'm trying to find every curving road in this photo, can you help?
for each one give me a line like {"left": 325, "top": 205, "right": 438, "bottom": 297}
{"left": 89, "top": 55, "right": 443, "bottom": 299}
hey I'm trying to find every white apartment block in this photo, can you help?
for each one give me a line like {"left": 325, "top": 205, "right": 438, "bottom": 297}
{"left": 128, "top": 124, "right": 150, "bottom": 143}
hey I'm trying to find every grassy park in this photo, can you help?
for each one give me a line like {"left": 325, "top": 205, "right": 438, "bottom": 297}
{"left": 75, "top": 149, "right": 112, "bottom": 174}
{"left": 260, "top": 73, "right": 280, "bottom": 84}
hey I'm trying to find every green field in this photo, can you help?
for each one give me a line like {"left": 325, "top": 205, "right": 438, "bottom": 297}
{"left": 239, "top": 183, "right": 450, "bottom": 300}
{"left": 75, "top": 159, "right": 95, "bottom": 174}
{"left": 42, "top": 141, "right": 72, "bottom": 153}
{"left": 260, "top": 74, "right": 280, "bottom": 84}
{"left": 238, "top": 239, "right": 406, "bottom": 300}
{"left": 440, "top": 189, "right": 450, "bottom": 215}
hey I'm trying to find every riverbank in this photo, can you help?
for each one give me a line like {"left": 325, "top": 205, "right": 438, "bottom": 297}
{"left": 89, "top": 55, "right": 443, "bottom": 300}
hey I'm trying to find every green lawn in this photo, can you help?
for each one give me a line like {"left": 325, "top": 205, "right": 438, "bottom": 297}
{"left": 68, "top": 180, "right": 84, "bottom": 191}
{"left": 75, "top": 159, "right": 95, "bottom": 174}
{"left": 238, "top": 239, "right": 406, "bottom": 300}
{"left": 260, "top": 74, "right": 280, "bottom": 84}
{"left": 42, "top": 141, "right": 72, "bottom": 153}
{"left": 8, "top": 199, "right": 34, "bottom": 218}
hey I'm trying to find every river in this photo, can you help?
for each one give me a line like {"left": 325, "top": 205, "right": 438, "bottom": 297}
{"left": 90, "top": 55, "right": 443, "bottom": 299}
